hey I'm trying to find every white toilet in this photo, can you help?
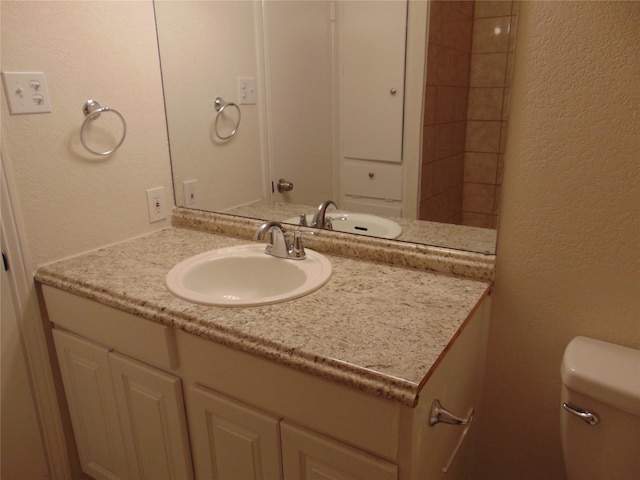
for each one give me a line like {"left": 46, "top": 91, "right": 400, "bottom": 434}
{"left": 560, "top": 336, "right": 640, "bottom": 479}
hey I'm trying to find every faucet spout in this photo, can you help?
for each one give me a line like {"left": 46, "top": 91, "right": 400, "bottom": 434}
{"left": 254, "top": 221, "right": 290, "bottom": 258}
{"left": 311, "top": 200, "right": 337, "bottom": 229}
{"left": 254, "top": 221, "right": 306, "bottom": 259}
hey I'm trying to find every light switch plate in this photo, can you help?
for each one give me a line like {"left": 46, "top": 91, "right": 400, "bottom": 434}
{"left": 2, "top": 71, "right": 52, "bottom": 114}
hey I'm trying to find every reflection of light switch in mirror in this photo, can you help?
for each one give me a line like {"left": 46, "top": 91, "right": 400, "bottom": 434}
{"left": 237, "top": 77, "right": 257, "bottom": 105}
{"left": 2, "top": 71, "right": 52, "bottom": 114}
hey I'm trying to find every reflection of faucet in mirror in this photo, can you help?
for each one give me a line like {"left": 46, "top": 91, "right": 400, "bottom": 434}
{"left": 311, "top": 200, "right": 337, "bottom": 230}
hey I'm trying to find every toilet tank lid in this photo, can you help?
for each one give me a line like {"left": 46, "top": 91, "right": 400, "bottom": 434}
{"left": 561, "top": 336, "right": 640, "bottom": 417}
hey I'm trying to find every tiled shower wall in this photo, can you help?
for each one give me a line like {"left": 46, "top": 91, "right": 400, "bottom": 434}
{"left": 463, "top": 1, "right": 517, "bottom": 228}
{"left": 420, "top": 0, "right": 474, "bottom": 224}
{"left": 420, "top": 0, "right": 517, "bottom": 229}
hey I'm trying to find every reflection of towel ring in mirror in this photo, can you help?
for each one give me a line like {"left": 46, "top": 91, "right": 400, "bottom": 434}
{"left": 214, "top": 96, "right": 241, "bottom": 140}
{"left": 80, "top": 99, "right": 127, "bottom": 156}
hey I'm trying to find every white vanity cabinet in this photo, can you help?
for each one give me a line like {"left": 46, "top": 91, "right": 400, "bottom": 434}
{"left": 186, "top": 383, "right": 398, "bottom": 480}
{"left": 44, "top": 286, "right": 193, "bottom": 480}
{"left": 42, "top": 283, "right": 490, "bottom": 480}
{"left": 53, "top": 330, "right": 193, "bottom": 480}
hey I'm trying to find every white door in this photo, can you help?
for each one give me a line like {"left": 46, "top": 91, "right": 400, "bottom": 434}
{"left": 1, "top": 252, "right": 49, "bottom": 479}
{"left": 263, "top": 0, "right": 336, "bottom": 206}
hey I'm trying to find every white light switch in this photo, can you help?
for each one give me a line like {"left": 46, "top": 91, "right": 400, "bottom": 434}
{"left": 237, "top": 77, "right": 257, "bottom": 105}
{"left": 2, "top": 71, "right": 52, "bottom": 114}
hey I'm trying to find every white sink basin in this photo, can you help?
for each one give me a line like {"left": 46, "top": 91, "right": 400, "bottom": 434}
{"left": 285, "top": 212, "right": 402, "bottom": 239}
{"left": 166, "top": 244, "right": 332, "bottom": 307}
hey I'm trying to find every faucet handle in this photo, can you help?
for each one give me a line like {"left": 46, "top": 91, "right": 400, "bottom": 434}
{"left": 291, "top": 230, "right": 314, "bottom": 259}
{"left": 298, "top": 213, "right": 308, "bottom": 226}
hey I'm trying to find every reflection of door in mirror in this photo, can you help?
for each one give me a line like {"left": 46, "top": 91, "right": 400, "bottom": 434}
{"left": 265, "top": 0, "right": 411, "bottom": 218}
{"left": 263, "top": 1, "right": 335, "bottom": 207}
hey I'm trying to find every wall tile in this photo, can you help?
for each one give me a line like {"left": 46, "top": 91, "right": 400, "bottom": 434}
{"left": 464, "top": 152, "right": 499, "bottom": 183}
{"left": 424, "top": 85, "right": 437, "bottom": 125}
{"left": 422, "top": 125, "right": 437, "bottom": 164}
{"left": 439, "top": 47, "right": 471, "bottom": 87}
{"left": 463, "top": 183, "right": 496, "bottom": 214}
{"left": 437, "top": 86, "right": 469, "bottom": 122}
{"left": 462, "top": 211, "right": 495, "bottom": 228}
{"left": 474, "top": 1, "right": 512, "bottom": 18}
{"left": 436, "top": 121, "right": 467, "bottom": 159}
{"left": 472, "top": 16, "right": 511, "bottom": 53}
{"left": 466, "top": 120, "right": 501, "bottom": 152}
{"left": 467, "top": 87, "right": 504, "bottom": 120}
{"left": 470, "top": 52, "right": 508, "bottom": 87}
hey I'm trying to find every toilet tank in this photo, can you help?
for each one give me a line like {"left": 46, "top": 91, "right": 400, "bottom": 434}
{"left": 560, "top": 336, "right": 640, "bottom": 480}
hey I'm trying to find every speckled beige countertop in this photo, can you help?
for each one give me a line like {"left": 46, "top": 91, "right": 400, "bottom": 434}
{"left": 35, "top": 227, "right": 491, "bottom": 407}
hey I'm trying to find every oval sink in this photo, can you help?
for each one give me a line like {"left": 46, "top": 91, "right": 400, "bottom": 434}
{"left": 166, "top": 244, "right": 332, "bottom": 307}
{"left": 285, "top": 212, "right": 402, "bottom": 239}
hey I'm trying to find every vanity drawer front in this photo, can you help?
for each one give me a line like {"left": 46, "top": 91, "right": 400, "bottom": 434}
{"left": 41, "top": 285, "right": 178, "bottom": 370}
{"left": 342, "top": 162, "right": 403, "bottom": 201}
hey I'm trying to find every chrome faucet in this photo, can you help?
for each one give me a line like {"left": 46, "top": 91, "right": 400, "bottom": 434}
{"left": 253, "top": 221, "right": 306, "bottom": 260}
{"left": 311, "top": 200, "right": 337, "bottom": 229}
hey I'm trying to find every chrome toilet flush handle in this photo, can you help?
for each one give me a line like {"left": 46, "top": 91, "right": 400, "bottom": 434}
{"left": 562, "top": 402, "right": 600, "bottom": 426}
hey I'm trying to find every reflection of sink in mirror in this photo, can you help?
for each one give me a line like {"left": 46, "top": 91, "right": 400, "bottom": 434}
{"left": 166, "top": 244, "right": 332, "bottom": 307}
{"left": 285, "top": 212, "right": 402, "bottom": 240}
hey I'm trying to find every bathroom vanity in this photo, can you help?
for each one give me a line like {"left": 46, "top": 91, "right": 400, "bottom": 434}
{"left": 36, "top": 217, "right": 493, "bottom": 480}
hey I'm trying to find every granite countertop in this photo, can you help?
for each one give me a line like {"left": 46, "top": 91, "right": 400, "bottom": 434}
{"left": 35, "top": 227, "right": 490, "bottom": 407}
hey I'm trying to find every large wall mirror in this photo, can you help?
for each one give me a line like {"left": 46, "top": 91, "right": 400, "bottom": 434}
{"left": 154, "top": 0, "right": 518, "bottom": 255}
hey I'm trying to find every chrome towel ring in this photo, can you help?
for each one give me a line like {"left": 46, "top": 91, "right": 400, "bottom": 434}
{"left": 80, "top": 99, "right": 127, "bottom": 156}
{"left": 214, "top": 96, "right": 241, "bottom": 140}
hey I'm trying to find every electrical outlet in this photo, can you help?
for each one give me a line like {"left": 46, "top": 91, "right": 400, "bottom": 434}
{"left": 146, "top": 186, "right": 166, "bottom": 223}
{"left": 183, "top": 179, "right": 197, "bottom": 207}
{"left": 237, "top": 77, "right": 257, "bottom": 105}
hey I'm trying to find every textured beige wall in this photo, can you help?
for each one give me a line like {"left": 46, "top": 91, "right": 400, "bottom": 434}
{"left": 1, "top": 1, "right": 172, "bottom": 269}
{"left": 475, "top": 2, "right": 640, "bottom": 478}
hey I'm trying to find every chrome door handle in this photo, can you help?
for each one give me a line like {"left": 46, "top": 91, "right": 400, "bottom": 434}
{"left": 277, "top": 179, "right": 294, "bottom": 193}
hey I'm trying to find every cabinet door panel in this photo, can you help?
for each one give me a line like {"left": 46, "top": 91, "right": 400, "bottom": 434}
{"left": 281, "top": 422, "right": 397, "bottom": 480}
{"left": 109, "top": 352, "right": 193, "bottom": 480}
{"left": 188, "top": 385, "right": 283, "bottom": 480}
{"left": 52, "top": 329, "right": 128, "bottom": 480}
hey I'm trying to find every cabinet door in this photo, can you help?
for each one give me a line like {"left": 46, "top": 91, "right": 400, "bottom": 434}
{"left": 109, "top": 352, "right": 193, "bottom": 480}
{"left": 53, "top": 329, "right": 128, "bottom": 480}
{"left": 281, "top": 422, "right": 397, "bottom": 480}
{"left": 187, "top": 384, "right": 283, "bottom": 480}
